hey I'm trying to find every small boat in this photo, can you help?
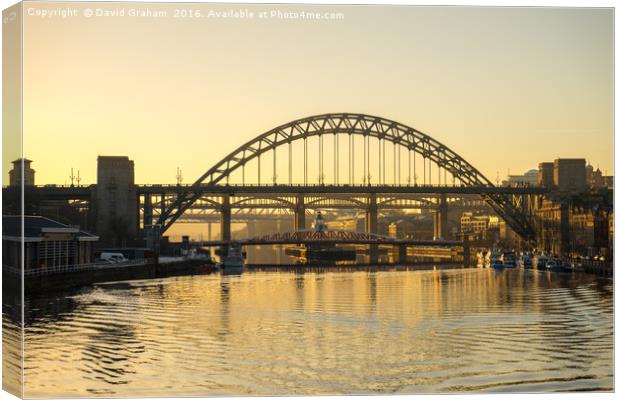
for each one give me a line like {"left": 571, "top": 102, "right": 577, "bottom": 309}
{"left": 568, "top": 262, "right": 584, "bottom": 273}
{"left": 217, "top": 243, "right": 245, "bottom": 274}
{"left": 489, "top": 249, "right": 504, "bottom": 269}
{"left": 502, "top": 252, "right": 517, "bottom": 268}
{"left": 519, "top": 253, "right": 533, "bottom": 269}
{"left": 546, "top": 259, "right": 569, "bottom": 273}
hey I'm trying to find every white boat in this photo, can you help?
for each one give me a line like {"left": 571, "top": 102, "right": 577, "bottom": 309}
{"left": 218, "top": 243, "right": 244, "bottom": 274}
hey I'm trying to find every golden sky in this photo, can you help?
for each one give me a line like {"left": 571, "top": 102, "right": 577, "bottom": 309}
{"left": 13, "top": 3, "right": 614, "bottom": 185}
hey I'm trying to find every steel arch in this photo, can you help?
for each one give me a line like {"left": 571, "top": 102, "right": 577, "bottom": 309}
{"left": 378, "top": 197, "right": 437, "bottom": 208}
{"left": 158, "top": 113, "right": 535, "bottom": 239}
{"left": 232, "top": 196, "right": 295, "bottom": 209}
{"left": 305, "top": 196, "right": 367, "bottom": 208}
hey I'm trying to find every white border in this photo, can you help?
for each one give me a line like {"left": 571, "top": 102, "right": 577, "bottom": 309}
{"left": 0, "top": 1, "right": 616, "bottom": 400}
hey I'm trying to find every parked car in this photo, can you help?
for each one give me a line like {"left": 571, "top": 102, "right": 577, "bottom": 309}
{"left": 99, "top": 252, "right": 129, "bottom": 263}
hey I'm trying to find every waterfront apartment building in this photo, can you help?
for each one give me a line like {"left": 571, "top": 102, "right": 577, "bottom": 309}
{"left": 535, "top": 194, "right": 612, "bottom": 257}
{"left": 2, "top": 216, "right": 99, "bottom": 272}
{"left": 460, "top": 212, "right": 499, "bottom": 239}
{"left": 8, "top": 158, "right": 35, "bottom": 186}
{"left": 535, "top": 199, "right": 569, "bottom": 255}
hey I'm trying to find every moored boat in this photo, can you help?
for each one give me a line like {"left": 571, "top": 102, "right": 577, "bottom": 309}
{"left": 490, "top": 249, "right": 504, "bottom": 269}
{"left": 519, "top": 253, "right": 533, "bottom": 269}
{"left": 545, "top": 259, "right": 570, "bottom": 273}
{"left": 218, "top": 243, "right": 245, "bottom": 274}
{"left": 502, "top": 252, "right": 517, "bottom": 268}
{"left": 534, "top": 254, "right": 549, "bottom": 269}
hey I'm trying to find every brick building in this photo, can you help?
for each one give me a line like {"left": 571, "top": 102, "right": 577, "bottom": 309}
{"left": 535, "top": 192, "right": 612, "bottom": 257}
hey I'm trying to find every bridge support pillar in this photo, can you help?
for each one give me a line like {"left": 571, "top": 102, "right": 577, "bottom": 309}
{"left": 143, "top": 194, "right": 153, "bottom": 227}
{"left": 220, "top": 194, "right": 232, "bottom": 252}
{"left": 398, "top": 244, "right": 407, "bottom": 263}
{"left": 434, "top": 193, "right": 448, "bottom": 240}
{"left": 160, "top": 193, "right": 166, "bottom": 218}
{"left": 294, "top": 194, "right": 306, "bottom": 231}
{"left": 365, "top": 193, "right": 378, "bottom": 234}
{"left": 521, "top": 194, "right": 530, "bottom": 219}
{"left": 366, "top": 194, "right": 379, "bottom": 263}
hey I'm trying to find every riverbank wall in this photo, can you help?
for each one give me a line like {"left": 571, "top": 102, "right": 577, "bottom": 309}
{"left": 4, "top": 259, "right": 215, "bottom": 293}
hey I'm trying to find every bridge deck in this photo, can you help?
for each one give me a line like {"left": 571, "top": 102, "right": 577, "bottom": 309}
{"left": 14, "top": 184, "right": 546, "bottom": 197}
{"left": 200, "top": 239, "right": 463, "bottom": 247}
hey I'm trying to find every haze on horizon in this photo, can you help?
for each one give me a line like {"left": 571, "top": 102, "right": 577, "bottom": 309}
{"left": 15, "top": 3, "right": 613, "bottom": 185}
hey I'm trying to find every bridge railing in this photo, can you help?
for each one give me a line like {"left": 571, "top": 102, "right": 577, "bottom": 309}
{"left": 135, "top": 183, "right": 502, "bottom": 188}
{"left": 13, "top": 183, "right": 547, "bottom": 189}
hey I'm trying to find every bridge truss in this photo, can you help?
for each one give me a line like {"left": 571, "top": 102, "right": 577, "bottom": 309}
{"left": 141, "top": 192, "right": 491, "bottom": 224}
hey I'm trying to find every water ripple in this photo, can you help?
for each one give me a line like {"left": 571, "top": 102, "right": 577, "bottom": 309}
{"left": 9, "top": 268, "right": 613, "bottom": 397}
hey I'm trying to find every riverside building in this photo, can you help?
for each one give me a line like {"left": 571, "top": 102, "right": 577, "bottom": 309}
{"left": 2, "top": 216, "right": 99, "bottom": 273}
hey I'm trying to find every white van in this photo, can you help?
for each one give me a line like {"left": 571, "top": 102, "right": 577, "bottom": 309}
{"left": 100, "top": 252, "right": 129, "bottom": 263}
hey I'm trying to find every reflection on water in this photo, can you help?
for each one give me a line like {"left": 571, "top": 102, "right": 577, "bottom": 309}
{"left": 2, "top": 287, "right": 23, "bottom": 397}
{"left": 11, "top": 267, "right": 613, "bottom": 397}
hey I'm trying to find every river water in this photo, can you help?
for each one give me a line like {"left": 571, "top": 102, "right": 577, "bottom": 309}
{"left": 6, "top": 266, "right": 614, "bottom": 397}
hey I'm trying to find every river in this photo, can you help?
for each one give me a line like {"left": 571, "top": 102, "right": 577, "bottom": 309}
{"left": 4, "top": 266, "right": 614, "bottom": 396}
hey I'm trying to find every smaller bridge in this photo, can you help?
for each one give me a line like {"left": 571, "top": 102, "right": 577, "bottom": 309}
{"left": 201, "top": 230, "right": 463, "bottom": 247}
{"left": 201, "top": 229, "right": 466, "bottom": 264}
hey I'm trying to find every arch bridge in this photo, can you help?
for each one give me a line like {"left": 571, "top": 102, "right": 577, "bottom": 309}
{"left": 153, "top": 113, "right": 544, "bottom": 241}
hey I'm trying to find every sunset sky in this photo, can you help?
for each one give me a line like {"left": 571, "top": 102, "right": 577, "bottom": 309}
{"left": 13, "top": 3, "right": 614, "bottom": 185}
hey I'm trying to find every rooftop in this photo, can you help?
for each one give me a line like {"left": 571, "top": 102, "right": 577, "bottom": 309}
{"left": 2, "top": 215, "right": 98, "bottom": 241}
{"left": 11, "top": 158, "right": 33, "bottom": 164}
